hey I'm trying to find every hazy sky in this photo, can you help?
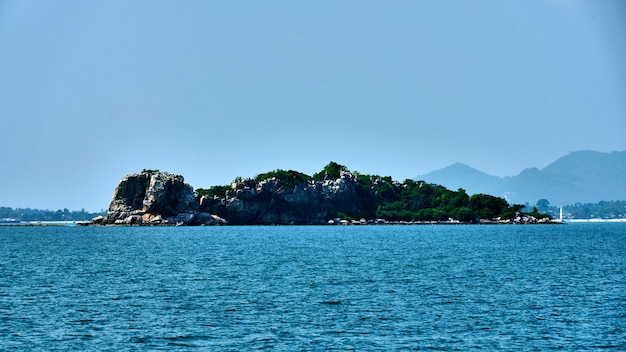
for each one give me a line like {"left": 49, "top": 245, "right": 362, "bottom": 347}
{"left": 1, "top": 1, "right": 625, "bottom": 212}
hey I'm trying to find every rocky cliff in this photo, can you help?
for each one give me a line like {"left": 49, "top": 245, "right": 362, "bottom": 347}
{"left": 199, "top": 168, "right": 374, "bottom": 225}
{"left": 99, "top": 170, "right": 225, "bottom": 225}
{"left": 99, "top": 167, "right": 386, "bottom": 225}
{"left": 98, "top": 163, "right": 553, "bottom": 226}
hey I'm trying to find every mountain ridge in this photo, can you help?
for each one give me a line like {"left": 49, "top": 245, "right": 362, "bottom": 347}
{"left": 417, "top": 150, "right": 626, "bottom": 206}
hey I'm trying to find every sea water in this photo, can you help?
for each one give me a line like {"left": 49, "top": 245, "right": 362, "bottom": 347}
{"left": 0, "top": 223, "right": 624, "bottom": 351}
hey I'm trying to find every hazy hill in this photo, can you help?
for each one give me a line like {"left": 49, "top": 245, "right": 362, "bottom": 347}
{"left": 417, "top": 150, "right": 626, "bottom": 206}
{"left": 415, "top": 163, "right": 505, "bottom": 195}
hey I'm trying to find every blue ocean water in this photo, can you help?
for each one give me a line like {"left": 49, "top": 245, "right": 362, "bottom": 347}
{"left": 0, "top": 224, "right": 624, "bottom": 351}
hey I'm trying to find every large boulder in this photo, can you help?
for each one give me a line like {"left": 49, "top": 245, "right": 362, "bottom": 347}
{"left": 142, "top": 172, "right": 198, "bottom": 217}
{"left": 104, "top": 170, "right": 223, "bottom": 225}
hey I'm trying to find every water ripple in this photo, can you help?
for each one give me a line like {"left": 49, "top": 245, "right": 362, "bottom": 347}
{"left": 0, "top": 224, "right": 624, "bottom": 350}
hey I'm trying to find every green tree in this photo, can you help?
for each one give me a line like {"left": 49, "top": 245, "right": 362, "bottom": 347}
{"left": 501, "top": 204, "right": 525, "bottom": 220}
{"left": 526, "top": 206, "right": 551, "bottom": 220}
{"left": 470, "top": 194, "right": 509, "bottom": 220}
{"left": 376, "top": 201, "right": 412, "bottom": 221}
{"left": 536, "top": 199, "right": 550, "bottom": 213}
{"left": 312, "top": 161, "right": 346, "bottom": 181}
{"left": 454, "top": 207, "right": 477, "bottom": 222}
{"left": 196, "top": 185, "right": 230, "bottom": 199}
{"left": 450, "top": 188, "right": 470, "bottom": 208}
{"left": 255, "top": 169, "right": 312, "bottom": 189}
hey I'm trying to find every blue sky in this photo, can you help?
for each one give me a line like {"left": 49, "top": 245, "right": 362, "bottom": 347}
{"left": 1, "top": 1, "right": 625, "bottom": 212}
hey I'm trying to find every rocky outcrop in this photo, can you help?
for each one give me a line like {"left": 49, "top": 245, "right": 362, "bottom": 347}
{"left": 103, "top": 171, "right": 225, "bottom": 225}
{"left": 199, "top": 169, "right": 378, "bottom": 225}
{"left": 100, "top": 165, "right": 556, "bottom": 226}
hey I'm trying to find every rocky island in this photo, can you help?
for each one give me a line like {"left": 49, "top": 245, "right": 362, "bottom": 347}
{"left": 93, "top": 162, "right": 553, "bottom": 226}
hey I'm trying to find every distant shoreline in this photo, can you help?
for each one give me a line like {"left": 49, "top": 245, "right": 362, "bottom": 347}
{"left": 0, "top": 221, "right": 81, "bottom": 226}
{"left": 567, "top": 219, "right": 626, "bottom": 223}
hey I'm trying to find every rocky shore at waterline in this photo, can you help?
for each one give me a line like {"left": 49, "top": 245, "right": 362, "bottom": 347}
{"left": 326, "top": 216, "right": 557, "bottom": 226}
{"left": 90, "top": 165, "right": 556, "bottom": 226}
{"left": 91, "top": 171, "right": 226, "bottom": 226}
{"left": 92, "top": 168, "right": 376, "bottom": 226}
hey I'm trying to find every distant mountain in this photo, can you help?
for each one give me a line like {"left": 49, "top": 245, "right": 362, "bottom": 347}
{"left": 417, "top": 150, "right": 626, "bottom": 206}
{"left": 416, "top": 162, "right": 505, "bottom": 195}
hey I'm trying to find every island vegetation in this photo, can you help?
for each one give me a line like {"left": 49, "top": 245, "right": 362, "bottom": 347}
{"left": 5, "top": 164, "right": 622, "bottom": 226}
{"left": 11, "top": 162, "right": 600, "bottom": 226}
{"left": 197, "top": 162, "right": 550, "bottom": 224}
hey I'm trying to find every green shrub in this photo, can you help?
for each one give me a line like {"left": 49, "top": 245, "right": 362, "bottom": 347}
{"left": 141, "top": 169, "right": 160, "bottom": 175}
{"left": 196, "top": 185, "right": 230, "bottom": 198}
{"left": 255, "top": 169, "right": 312, "bottom": 189}
{"left": 312, "top": 161, "right": 346, "bottom": 181}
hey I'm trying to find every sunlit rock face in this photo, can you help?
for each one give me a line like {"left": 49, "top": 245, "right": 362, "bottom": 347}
{"left": 104, "top": 172, "right": 150, "bottom": 224}
{"left": 103, "top": 166, "right": 390, "bottom": 226}
{"left": 142, "top": 172, "right": 198, "bottom": 217}
{"left": 104, "top": 171, "right": 224, "bottom": 225}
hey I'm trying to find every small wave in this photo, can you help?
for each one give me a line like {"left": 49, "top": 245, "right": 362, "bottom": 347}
{"left": 129, "top": 336, "right": 150, "bottom": 343}
{"left": 167, "top": 341, "right": 197, "bottom": 348}
{"left": 129, "top": 335, "right": 212, "bottom": 347}
{"left": 321, "top": 300, "right": 342, "bottom": 305}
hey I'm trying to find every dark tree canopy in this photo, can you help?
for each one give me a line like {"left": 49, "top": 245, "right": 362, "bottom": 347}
{"left": 312, "top": 161, "right": 347, "bottom": 182}
{"left": 255, "top": 169, "right": 312, "bottom": 189}
{"left": 194, "top": 162, "right": 547, "bottom": 223}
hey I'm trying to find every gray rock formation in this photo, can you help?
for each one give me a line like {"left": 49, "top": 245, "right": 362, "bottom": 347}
{"left": 200, "top": 169, "right": 379, "bottom": 225}
{"left": 103, "top": 170, "right": 225, "bottom": 225}
{"left": 99, "top": 165, "right": 556, "bottom": 226}
{"left": 102, "top": 167, "right": 380, "bottom": 225}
